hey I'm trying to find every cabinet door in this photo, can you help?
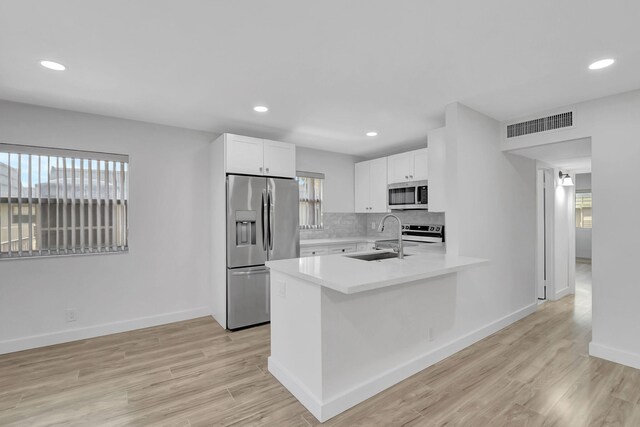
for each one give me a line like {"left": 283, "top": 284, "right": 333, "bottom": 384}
{"left": 226, "top": 134, "right": 264, "bottom": 175}
{"left": 369, "top": 157, "right": 388, "bottom": 212}
{"left": 387, "top": 152, "right": 414, "bottom": 183}
{"left": 413, "top": 148, "right": 428, "bottom": 181}
{"left": 354, "top": 161, "right": 370, "bottom": 213}
{"left": 328, "top": 244, "right": 357, "bottom": 254}
{"left": 300, "top": 246, "right": 329, "bottom": 257}
{"left": 263, "top": 139, "right": 296, "bottom": 178}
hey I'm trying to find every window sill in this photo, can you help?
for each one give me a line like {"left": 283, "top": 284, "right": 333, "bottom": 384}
{"left": 0, "top": 249, "right": 129, "bottom": 261}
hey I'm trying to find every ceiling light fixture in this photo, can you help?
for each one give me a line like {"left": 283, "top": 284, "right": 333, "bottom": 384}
{"left": 253, "top": 106, "right": 269, "bottom": 113}
{"left": 588, "top": 58, "right": 615, "bottom": 70}
{"left": 366, "top": 131, "right": 378, "bottom": 137}
{"left": 559, "top": 171, "right": 574, "bottom": 186}
{"left": 40, "top": 60, "right": 66, "bottom": 71}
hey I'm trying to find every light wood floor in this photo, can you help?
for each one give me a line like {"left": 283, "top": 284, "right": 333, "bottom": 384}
{"left": 2, "top": 262, "right": 640, "bottom": 426}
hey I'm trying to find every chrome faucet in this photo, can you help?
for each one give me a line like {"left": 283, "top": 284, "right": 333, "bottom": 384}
{"left": 377, "top": 214, "right": 404, "bottom": 259}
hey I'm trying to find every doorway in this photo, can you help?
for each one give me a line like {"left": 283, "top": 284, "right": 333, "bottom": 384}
{"left": 507, "top": 138, "right": 591, "bottom": 304}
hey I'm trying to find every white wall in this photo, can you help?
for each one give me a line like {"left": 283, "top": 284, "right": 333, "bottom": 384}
{"left": 0, "top": 100, "right": 214, "bottom": 354}
{"left": 500, "top": 89, "right": 640, "bottom": 369}
{"left": 296, "top": 146, "right": 363, "bottom": 213}
{"left": 445, "top": 102, "right": 537, "bottom": 338}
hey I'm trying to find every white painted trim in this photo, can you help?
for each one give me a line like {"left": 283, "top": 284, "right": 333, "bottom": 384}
{"left": 553, "top": 286, "right": 572, "bottom": 300}
{"left": 269, "top": 303, "right": 537, "bottom": 423}
{"left": 0, "top": 306, "right": 212, "bottom": 355}
{"left": 589, "top": 342, "right": 640, "bottom": 370}
{"left": 268, "top": 358, "right": 325, "bottom": 420}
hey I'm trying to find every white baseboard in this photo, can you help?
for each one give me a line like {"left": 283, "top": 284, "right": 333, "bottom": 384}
{"left": 589, "top": 341, "right": 640, "bottom": 370}
{"left": 553, "top": 286, "right": 572, "bottom": 300}
{"left": 268, "top": 358, "right": 325, "bottom": 420}
{"left": 0, "top": 306, "right": 212, "bottom": 355}
{"left": 269, "top": 303, "right": 537, "bottom": 422}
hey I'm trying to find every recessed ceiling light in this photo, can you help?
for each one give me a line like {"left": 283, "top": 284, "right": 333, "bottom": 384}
{"left": 253, "top": 106, "right": 269, "bottom": 113}
{"left": 40, "top": 60, "right": 66, "bottom": 71}
{"left": 588, "top": 58, "right": 615, "bottom": 70}
{"left": 366, "top": 131, "right": 378, "bottom": 137}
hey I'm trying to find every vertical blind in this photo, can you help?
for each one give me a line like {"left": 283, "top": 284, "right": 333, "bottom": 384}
{"left": 297, "top": 171, "right": 324, "bottom": 230}
{"left": 0, "top": 143, "right": 129, "bottom": 259}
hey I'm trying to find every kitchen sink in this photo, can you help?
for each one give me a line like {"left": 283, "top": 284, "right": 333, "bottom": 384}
{"left": 345, "top": 252, "right": 411, "bottom": 262}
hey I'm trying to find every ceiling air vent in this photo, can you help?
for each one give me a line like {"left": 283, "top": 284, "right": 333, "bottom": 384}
{"left": 507, "top": 112, "right": 573, "bottom": 138}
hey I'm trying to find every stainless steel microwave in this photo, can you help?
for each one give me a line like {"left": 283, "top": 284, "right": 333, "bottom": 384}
{"left": 387, "top": 180, "right": 428, "bottom": 210}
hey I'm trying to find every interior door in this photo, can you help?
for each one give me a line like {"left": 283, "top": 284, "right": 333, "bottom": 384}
{"left": 267, "top": 178, "right": 300, "bottom": 261}
{"left": 263, "top": 139, "right": 296, "bottom": 178}
{"left": 227, "top": 266, "right": 270, "bottom": 329}
{"left": 227, "top": 175, "right": 267, "bottom": 268}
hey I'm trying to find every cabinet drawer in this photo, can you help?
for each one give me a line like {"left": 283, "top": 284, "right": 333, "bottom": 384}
{"left": 300, "top": 246, "right": 329, "bottom": 257}
{"left": 328, "top": 244, "right": 357, "bottom": 254}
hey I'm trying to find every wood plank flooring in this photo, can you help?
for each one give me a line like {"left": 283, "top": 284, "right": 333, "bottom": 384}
{"left": 2, "top": 262, "right": 639, "bottom": 426}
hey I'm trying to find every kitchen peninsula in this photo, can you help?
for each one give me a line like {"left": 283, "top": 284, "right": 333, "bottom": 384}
{"left": 266, "top": 248, "right": 487, "bottom": 422}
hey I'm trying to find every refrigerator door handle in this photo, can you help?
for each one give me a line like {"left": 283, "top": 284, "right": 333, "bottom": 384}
{"left": 230, "top": 268, "right": 270, "bottom": 276}
{"left": 268, "top": 189, "right": 274, "bottom": 251}
{"left": 261, "top": 190, "right": 267, "bottom": 251}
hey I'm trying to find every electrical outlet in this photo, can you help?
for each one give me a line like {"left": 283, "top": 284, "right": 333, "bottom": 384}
{"left": 428, "top": 327, "right": 435, "bottom": 342}
{"left": 371, "top": 222, "right": 376, "bottom": 230}
{"left": 65, "top": 309, "right": 78, "bottom": 322}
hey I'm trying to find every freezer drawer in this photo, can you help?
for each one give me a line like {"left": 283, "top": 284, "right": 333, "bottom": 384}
{"left": 227, "top": 266, "right": 270, "bottom": 329}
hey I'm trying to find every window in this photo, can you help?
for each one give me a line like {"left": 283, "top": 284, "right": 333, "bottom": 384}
{"left": 297, "top": 171, "right": 324, "bottom": 230}
{"left": 0, "top": 143, "right": 129, "bottom": 259}
{"left": 576, "top": 192, "right": 592, "bottom": 229}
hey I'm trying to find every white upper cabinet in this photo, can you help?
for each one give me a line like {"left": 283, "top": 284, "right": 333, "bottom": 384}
{"left": 355, "top": 157, "right": 388, "bottom": 213}
{"left": 412, "top": 148, "right": 428, "bottom": 181}
{"left": 354, "top": 161, "right": 370, "bottom": 213}
{"left": 263, "top": 139, "right": 296, "bottom": 178}
{"left": 225, "top": 134, "right": 265, "bottom": 175}
{"left": 224, "top": 134, "right": 296, "bottom": 178}
{"left": 387, "top": 148, "right": 428, "bottom": 184}
{"left": 369, "top": 157, "right": 388, "bottom": 212}
{"left": 387, "top": 152, "right": 414, "bottom": 183}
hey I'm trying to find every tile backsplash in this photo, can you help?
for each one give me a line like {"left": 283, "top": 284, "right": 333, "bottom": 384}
{"left": 300, "top": 211, "right": 445, "bottom": 240}
{"left": 299, "top": 213, "right": 367, "bottom": 240}
{"left": 366, "top": 211, "right": 445, "bottom": 239}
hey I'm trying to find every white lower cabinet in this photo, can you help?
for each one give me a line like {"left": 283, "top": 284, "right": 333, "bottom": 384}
{"left": 328, "top": 244, "right": 357, "bottom": 254}
{"left": 300, "top": 241, "right": 373, "bottom": 257}
{"left": 300, "top": 246, "right": 330, "bottom": 257}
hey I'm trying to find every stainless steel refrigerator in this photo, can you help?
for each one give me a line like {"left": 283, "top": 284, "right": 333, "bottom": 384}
{"left": 226, "top": 174, "right": 300, "bottom": 329}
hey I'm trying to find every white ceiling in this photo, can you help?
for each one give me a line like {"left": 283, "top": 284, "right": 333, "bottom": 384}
{"left": 1, "top": 1, "right": 639, "bottom": 157}
{"left": 509, "top": 138, "right": 592, "bottom": 171}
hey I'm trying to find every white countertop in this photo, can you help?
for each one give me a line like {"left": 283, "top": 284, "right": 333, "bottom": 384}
{"left": 267, "top": 247, "right": 488, "bottom": 294}
{"left": 300, "top": 236, "right": 375, "bottom": 246}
